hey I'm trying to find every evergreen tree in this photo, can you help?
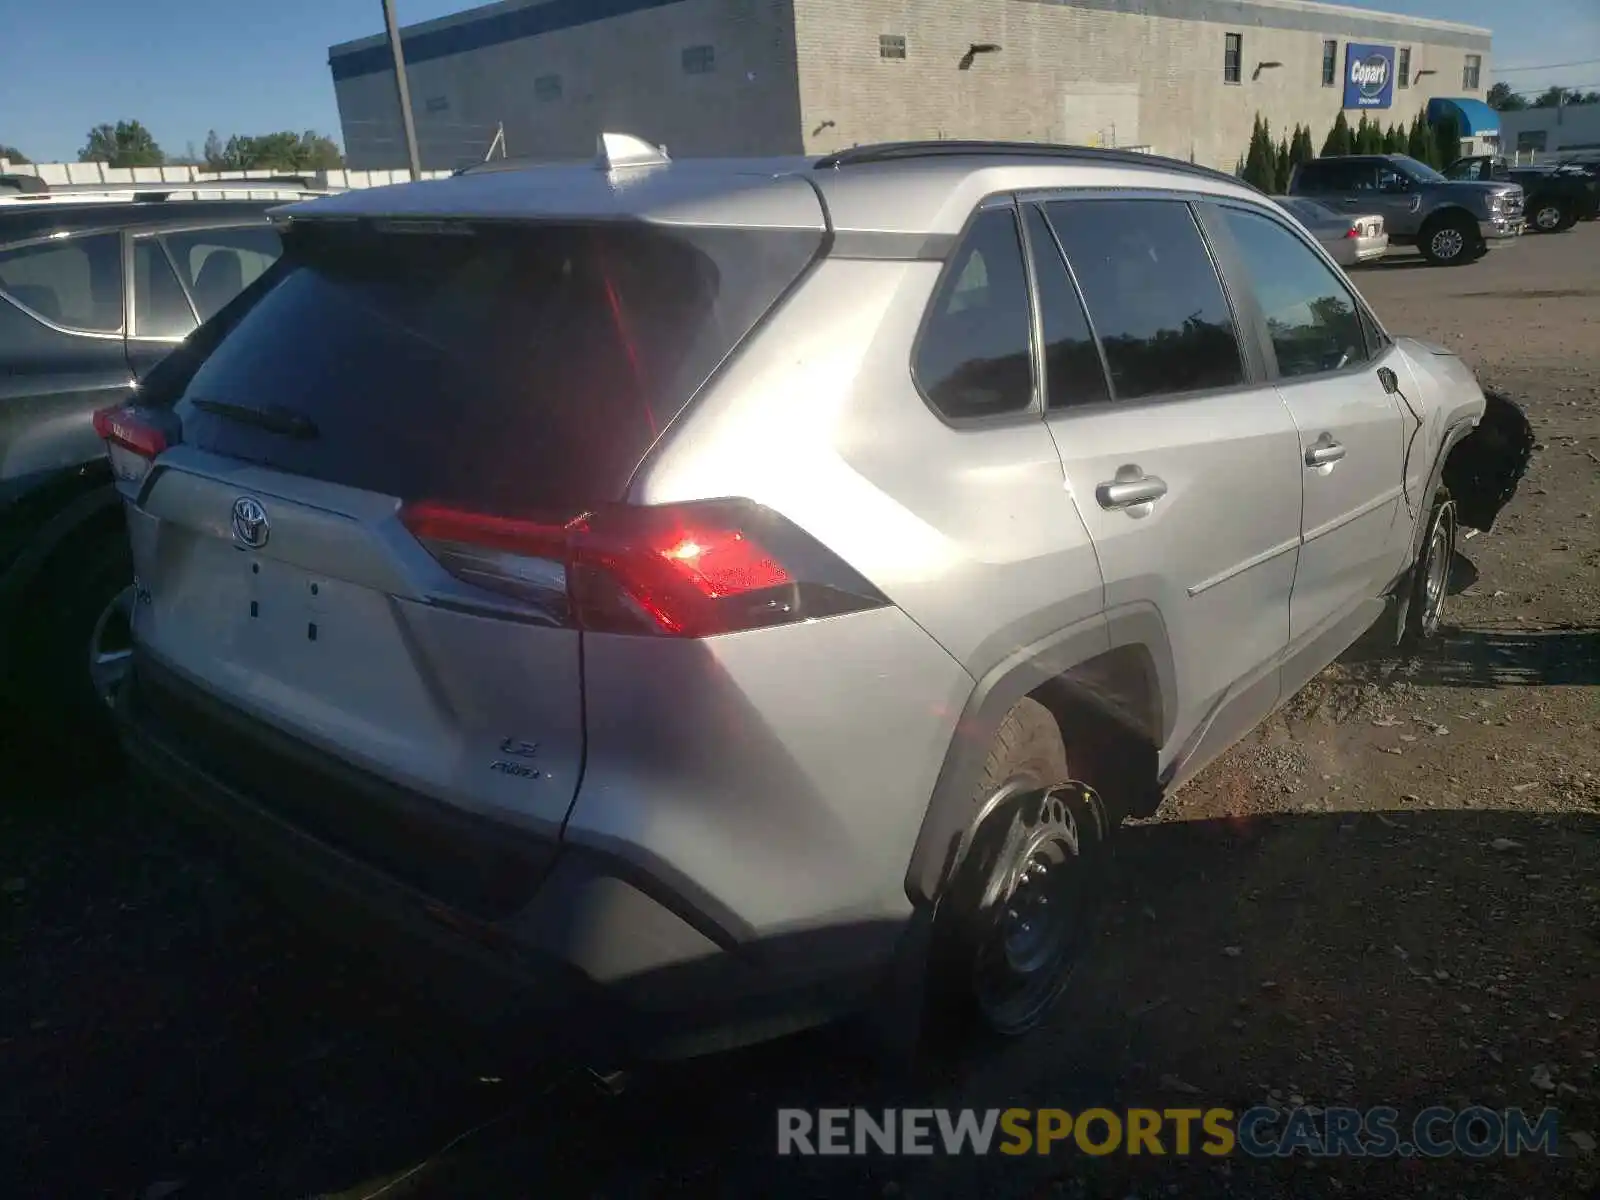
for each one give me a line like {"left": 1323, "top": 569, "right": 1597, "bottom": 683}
{"left": 1292, "top": 123, "right": 1315, "bottom": 165}
{"left": 1432, "top": 114, "right": 1461, "bottom": 168}
{"left": 1322, "top": 111, "right": 1353, "bottom": 156}
{"left": 1385, "top": 123, "right": 1405, "bottom": 153}
{"left": 1406, "top": 111, "right": 1432, "bottom": 163}
{"left": 1243, "top": 115, "right": 1275, "bottom": 190}
{"left": 1358, "top": 114, "right": 1385, "bottom": 153}
{"left": 1275, "top": 136, "right": 1292, "bottom": 191}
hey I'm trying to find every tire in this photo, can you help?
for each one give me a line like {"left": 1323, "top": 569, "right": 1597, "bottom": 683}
{"left": 1403, "top": 487, "right": 1457, "bottom": 647}
{"left": 928, "top": 699, "right": 1110, "bottom": 1040}
{"left": 1419, "top": 214, "right": 1480, "bottom": 266}
{"left": 1529, "top": 199, "right": 1572, "bottom": 233}
{"left": 5, "top": 518, "right": 133, "bottom": 772}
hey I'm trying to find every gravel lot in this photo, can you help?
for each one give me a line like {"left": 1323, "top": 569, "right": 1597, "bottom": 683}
{"left": 4, "top": 228, "right": 1597, "bottom": 1200}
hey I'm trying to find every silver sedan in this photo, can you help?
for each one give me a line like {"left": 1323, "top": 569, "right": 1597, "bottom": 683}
{"left": 1275, "top": 196, "right": 1390, "bottom": 267}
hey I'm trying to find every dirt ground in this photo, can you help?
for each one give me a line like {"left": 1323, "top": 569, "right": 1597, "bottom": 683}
{"left": 3, "top": 226, "right": 1597, "bottom": 1200}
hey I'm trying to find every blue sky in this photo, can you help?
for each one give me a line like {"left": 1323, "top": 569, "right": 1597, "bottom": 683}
{"left": 2, "top": 0, "right": 1597, "bottom": 162}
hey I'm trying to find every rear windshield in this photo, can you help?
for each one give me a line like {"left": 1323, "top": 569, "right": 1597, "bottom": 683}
{"left": 172, "top": 219, "right": 821, "bottom": 512}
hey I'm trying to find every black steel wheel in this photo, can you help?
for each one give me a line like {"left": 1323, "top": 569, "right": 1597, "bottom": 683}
{"left": 929, "top": 699, "right": 1111, "bottom": 1041}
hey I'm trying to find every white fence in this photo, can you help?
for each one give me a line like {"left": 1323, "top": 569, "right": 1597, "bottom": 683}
{"left": 0, "top": 160, "right": 455, "bottom": 191}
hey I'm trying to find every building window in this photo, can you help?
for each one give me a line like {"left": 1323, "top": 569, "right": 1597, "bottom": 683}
{"left": 534, "top": 74, "right": 561, "bottom": 101}
{"left": 1463, "top": 54, "right": 1481, "bottom": 90}
{"left": 1398, "top": 47, "right": 1411, "bottom": 87}
{"left": 880, "top": 34, "right": 906, "bottom": 60}
{"left": 1321, "top": 40, "right": 1337, "bottom": 87}
{"left": 1224, "top": 33, "right": 1242, "bottom": 84}
{"left": 682, "top": 44, "right": 715, "bottom": 74}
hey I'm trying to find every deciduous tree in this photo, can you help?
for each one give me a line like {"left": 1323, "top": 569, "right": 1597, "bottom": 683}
{"left": 79, "top": 120, "right": 164, "bottom": 167}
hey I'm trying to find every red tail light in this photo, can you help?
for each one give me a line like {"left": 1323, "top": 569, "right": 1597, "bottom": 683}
{"left": 401, "top": 499, "right": 887, "bottom": 638}
{"left": 93, "top": 404, "right": 169, "bottom": 457}
{"left": 1345, "top": 224, "right": 1361, "bottom": 239}
{"left": 94, "top": 403, "right": 178, "bottom": 484}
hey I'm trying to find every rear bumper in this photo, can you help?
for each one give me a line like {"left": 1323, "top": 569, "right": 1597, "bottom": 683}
{"left": 1355, "top": 234, "right": 1389, "bottom": 262}
{"left": 115, "top": 655, "right": 894, "bottom": 1061}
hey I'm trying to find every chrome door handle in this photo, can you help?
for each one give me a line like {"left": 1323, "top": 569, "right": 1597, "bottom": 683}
{"left": 1096, "top": 474, "right": 1169, "bottom": 510}
{"left": 1306, "top": 438, "right": 1347, "bottom": 467}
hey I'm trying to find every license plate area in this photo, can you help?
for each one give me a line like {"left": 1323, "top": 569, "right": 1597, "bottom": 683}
{"left": 240, "top": 554, "right": 335, "bottom": 652}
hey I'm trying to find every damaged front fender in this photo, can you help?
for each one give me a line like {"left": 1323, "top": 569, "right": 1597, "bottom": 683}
{"left": 1442, "top": 390, "right": 1536, "bottom": 532}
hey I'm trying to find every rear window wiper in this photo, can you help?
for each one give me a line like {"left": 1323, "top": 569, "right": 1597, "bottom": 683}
{"left": 191, "top": 398, "right": 319, "bottom": 440}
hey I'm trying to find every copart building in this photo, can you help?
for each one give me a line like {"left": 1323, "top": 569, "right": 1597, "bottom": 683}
{"left": 328, "top": 0, "right": 1494, "bottom": 171}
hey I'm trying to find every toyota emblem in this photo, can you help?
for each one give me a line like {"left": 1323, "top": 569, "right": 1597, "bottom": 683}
{"left": 231, "top": 496, "right": 270, "bottom": 549}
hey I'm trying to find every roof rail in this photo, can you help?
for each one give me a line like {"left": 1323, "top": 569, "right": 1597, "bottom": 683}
{"left": 0, "top": 180, "right": 326, "bottom": 206}
{"left": 192, "top": 174, "right": 319, "bottom": 188}
{"left": 0, "top": 177, "right": 324, "bottom": 199}
{"left": 814, "top": 141, "right": 1252, "bottom": 191}
{"left": 0, "top": 173, "right": 50, "bottom": 195}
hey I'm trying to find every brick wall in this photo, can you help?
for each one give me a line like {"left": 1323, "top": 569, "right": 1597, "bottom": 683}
{"left": 792, "top": 0, "right": 1489, "bottom": 169}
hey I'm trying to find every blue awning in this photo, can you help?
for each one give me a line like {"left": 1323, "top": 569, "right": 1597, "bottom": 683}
{"left": 1428, "top": 98, "right": 1499, "bottom": 136}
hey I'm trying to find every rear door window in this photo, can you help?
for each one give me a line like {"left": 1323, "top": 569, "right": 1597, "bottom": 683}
{"left": 0, "top": 232, "right": 123, "bottom": 332}
{"left": 1044, "top": 199, "right": 1244, "bottom": 401}
{"left": 1298, "top": 159, "right": 1374, "bottom": 193}
{"left": 1022, "top": 204, "right": 1110, "bottom": 409}
{"left": 913, "top": 206, "right": 1035, "bottom": 419}
{"left": 174, "top": 219, "right": 821, "bottom": 512}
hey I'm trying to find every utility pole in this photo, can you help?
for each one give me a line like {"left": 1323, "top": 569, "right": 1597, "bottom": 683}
{"left": 381, "top": 0, "right": 423, "bottom": 180}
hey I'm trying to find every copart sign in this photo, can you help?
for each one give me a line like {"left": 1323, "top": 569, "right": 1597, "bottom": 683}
{"left": 1344, "top": 43, "right": 1396, "bottom": 109}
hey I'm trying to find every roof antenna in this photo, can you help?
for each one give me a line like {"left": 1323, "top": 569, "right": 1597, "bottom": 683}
{"left": 595, "top": 132, "right": 671, "bottom": 171}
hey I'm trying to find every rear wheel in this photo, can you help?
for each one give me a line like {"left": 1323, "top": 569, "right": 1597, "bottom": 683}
{"left": 929, "top": 699, "right": 1110, "bottom": 1039}
{"left": 1529, "top": 199, "right": 1572, "bottom": 233}
{"left": 1419, "top": 214, "right": 1479, "bottom": 266}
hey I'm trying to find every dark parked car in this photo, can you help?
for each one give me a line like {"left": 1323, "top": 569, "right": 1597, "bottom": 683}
{"left": 0, "top": 185, "right": 301, "bottom": 749}
{"left": 1288, "top": 153, "right": 1523, "bottom": 265}
{"left": 1445, "top": 155, "right": 1600, "bottom": 232}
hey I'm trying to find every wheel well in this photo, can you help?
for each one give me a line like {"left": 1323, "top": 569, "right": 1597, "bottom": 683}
{"left": 1440, "top": 390, "right": 1535, "bottom": 533}
{"left": 1025, "top": 646, "right": 1164, "bottom": 820}
{"left": 1422, "top": 206, "right": 1477, "bottom": 233}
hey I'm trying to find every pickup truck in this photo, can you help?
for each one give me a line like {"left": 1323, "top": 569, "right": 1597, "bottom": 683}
{"left": 1445, "top": 155, "right": 1600, "bottom": 233}
{"left": 1289, "top": 153, "right": 1524, "bottom": 265}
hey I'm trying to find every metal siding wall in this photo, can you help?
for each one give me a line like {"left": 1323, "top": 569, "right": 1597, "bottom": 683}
{"left": 332, "top": 0, "right": 804, "bottom": 169}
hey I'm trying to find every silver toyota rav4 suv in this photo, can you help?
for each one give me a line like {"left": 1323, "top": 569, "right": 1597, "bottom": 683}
{"left": 101, "top": 137, "right": 1527, "bottom": 1061}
